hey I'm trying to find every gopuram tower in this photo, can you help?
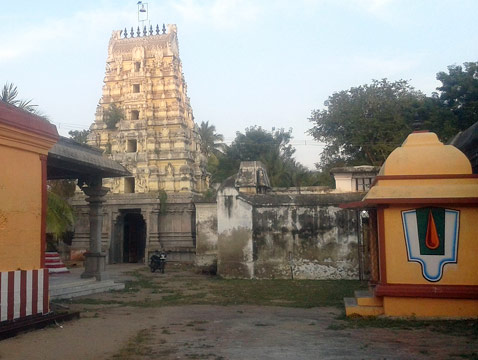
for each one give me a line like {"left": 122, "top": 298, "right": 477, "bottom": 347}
{"left": 89, "top": 24, "right": 208, "bottom": 193}
{"left": 71, "top": 25, "right": 208, "bottom": 264}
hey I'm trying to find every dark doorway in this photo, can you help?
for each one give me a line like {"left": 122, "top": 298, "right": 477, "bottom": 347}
{"left": 122, "top": 212, "right": 146, "bottom": 263}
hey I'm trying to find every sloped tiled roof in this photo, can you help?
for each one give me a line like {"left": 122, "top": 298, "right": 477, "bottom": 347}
{"left": 47, "top": 137, "right": 130, "bottom": 180}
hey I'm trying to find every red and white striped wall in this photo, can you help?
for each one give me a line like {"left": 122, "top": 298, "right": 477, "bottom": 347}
{"left": 0, "top": 269, "right": 49, "bottom": 322}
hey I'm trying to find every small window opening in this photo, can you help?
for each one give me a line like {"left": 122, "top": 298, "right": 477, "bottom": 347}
{"left": 125, "top": 177, "right": 135, "bottom": 193}
{"left": 133, "top": 84, "right": 140, "bottom": 93}
{"left": 127, "top": 139, "right": 137, "bottom": 152}
{"left": 134, "top": 62, "right": 141, "bottom": 72}
{"left": 356, "top": 177, "right": 373, "bottom": 191}
{"left": 131, "top": 110, "right": 139, "bottom": 120}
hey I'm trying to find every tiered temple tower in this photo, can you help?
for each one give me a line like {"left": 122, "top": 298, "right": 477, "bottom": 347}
{"left": 71, "top": 25, "right": 208, "bottom": 264}
{"left": 88, "top": 24, "right": 208, "bottom": 193}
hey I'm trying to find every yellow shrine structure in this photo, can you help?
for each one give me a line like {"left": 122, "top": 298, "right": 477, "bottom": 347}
{"left": 0, "top": 102, "right": 58, "bottom": 322}
{"left": 345, "top": 131, "right": 478, "bottom": 318}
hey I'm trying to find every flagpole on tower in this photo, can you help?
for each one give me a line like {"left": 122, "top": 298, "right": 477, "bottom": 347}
{"left": 137, "top": 1, "right": 149, "bottom": 29}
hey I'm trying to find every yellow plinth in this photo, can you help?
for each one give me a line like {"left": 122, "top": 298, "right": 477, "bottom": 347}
{"left": 383, "top": 297, "right": 478, "bottom": 318}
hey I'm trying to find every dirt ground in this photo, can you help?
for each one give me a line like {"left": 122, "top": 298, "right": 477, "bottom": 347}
{"left": 0, "top": 264, "right": 476, "bottom": 360}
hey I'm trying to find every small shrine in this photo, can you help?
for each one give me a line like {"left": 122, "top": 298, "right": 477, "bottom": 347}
{"left": 345, "top": 131, "right": 478, "bottom": 318}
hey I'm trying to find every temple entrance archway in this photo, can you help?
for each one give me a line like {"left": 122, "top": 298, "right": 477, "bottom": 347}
{"left": 110, "top": 210, "right": 146, "bottom": 264}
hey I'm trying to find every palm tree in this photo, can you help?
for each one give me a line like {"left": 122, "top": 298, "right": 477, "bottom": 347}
{"left": 1, "top": 82, "right": 38, "bottom": 113}
{"left": 198, "top": 121, "right": 225, "bottom": 157}
{"left": 46, "top": 190, "right": 75, "bottom": 239}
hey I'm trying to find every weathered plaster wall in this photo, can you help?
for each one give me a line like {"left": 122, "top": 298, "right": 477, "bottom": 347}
{"left": 216, "top": 185, "right": 363, "bottom": 279}
{"left": 252, "top": 205, "right": 359, "bottom": 279}
{"left": 217, "top": 185, "right": 254, "bottom": 278}
{"left": 195, "top": 202, "right": 218, "bottom": 267}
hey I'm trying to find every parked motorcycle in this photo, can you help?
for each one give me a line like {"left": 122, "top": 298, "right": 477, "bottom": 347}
{"left": 149, "top": 250, "right": 167, "bottom": 273}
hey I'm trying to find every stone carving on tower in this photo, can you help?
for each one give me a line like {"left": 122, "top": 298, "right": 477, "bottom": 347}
{"left": 88, "top": 24, "right": 208, "bottom": 194}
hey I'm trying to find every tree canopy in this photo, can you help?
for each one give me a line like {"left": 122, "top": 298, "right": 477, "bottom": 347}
{"left": 308, "top": 79, "right": 423, "bottom": 168}
{"left": 436, "top": 61, "right": 478, "bottom": 131}
{"left": 209, "top": 126, "right": 320, "bottom": 187}
{"left": 308, "top": 66, "right": 476, "bottom": 170}
{"left": 69, "top": 129, "right": 91, "bottom": 144}
{"left": 103, "top": 103, "right": 124, "bottom": 129}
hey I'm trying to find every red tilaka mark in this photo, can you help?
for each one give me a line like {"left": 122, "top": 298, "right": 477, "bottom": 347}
{"left": 425, "top": 210, "right": 440, "bottom": 250}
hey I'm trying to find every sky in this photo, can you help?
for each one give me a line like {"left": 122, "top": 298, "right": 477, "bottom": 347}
{"left": 1, "top": 0, "right": 477, "bottom": 169}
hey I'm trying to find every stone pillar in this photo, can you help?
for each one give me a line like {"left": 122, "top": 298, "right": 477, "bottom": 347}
{"left": 81, "top": 180, "right": 109, "bottom": 281}
{"left": 368, "top": 209, "right": 379, "bottom": 285}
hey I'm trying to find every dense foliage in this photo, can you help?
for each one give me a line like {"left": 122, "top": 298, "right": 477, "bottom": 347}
{"left": 68, "top": 129, "right": 91, "bottom": 144}
{"left": 208, "top": 126, "right": 323, "bottom": 187}
{"left": 436, "top": 62, "right": 478, "bottom": 131}
{"left": 103, "top": 103, "right": 124, "bottom": 129}
{"left": 308, "top": 62, "right": 478, "bottom": 169}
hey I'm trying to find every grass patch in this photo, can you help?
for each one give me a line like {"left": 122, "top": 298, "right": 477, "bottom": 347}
{"left": 206, "top": 278, "right": 367, "bottom": 308}
{"left": 452, "top": 352, "right": 478, "bottom": 359}
{"left": 53, "top": 298, "right": 123, "bottom": 306}
{"left": 329, "top": 313, "right": 478, "bottom": 339}
{"left": 118, "top": 270, "right": 159, "bottom": 293}
{"left": 63, "top": 265, "right": 366, "bottom": 309}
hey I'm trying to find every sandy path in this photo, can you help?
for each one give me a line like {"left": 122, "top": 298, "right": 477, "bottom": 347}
{"left": 0, "top": 306, "right": 155, "bottom": 360}
{"left": 1, "top": 265, "right": 476, "bottom": 360}
{"left": 2, "top": 305, "right": 476, "bottom": 360}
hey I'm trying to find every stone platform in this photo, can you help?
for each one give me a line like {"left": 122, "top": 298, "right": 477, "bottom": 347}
{"left": 49, "top": 263, "right": 144, "bottom": 300}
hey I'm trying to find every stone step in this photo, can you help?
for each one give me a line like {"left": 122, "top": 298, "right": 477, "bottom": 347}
{"left": 50, "top": 280, "right": 125, "bottom": 300}
{"left": 344, "top": 297, "right": 384, "bottom": 317}
{"left": 50, "top": 278, "right": 96, "bottom": 292}
{"left": 354, "top": 290, "right": 384, "bottom": 307}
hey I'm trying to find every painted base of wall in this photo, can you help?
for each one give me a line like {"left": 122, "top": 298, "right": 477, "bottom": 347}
{"left": 383, "top": 297, "right": 478, "bottom": 318}
{"left": 0, "top": 269, "right": 49, "bottom": 322}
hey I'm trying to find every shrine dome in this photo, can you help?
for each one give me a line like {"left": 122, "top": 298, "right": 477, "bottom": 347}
{"left": 379, "top": 131, "right": 472, "bottom": 176}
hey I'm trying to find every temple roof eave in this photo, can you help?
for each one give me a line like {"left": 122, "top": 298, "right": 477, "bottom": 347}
{"left": 47, "top": 136, "right": 130, "bottom": 180}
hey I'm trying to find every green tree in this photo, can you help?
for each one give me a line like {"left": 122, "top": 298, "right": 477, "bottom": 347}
{"left": 46, "top": 180, "right": 76, "bottom": 251}
{"left": 68, "top": 129, "right": 91, "bottom": 144}
{"left": 46, "top": 190, "right": 75, "bottom": 242}
{"left": 436, "top": 61, "right": 478, "bottom": 131}
{"left": 307, "top": 79, "right": 459, "bottom": 170}
{"left": 198, "top": 121, "right": 225, "bottom": 157}
{"left": 212, "top": 126, "right": 317, "bottom": 187}
{"left": 103, "top": 103, "right": 124, "bottom": 130}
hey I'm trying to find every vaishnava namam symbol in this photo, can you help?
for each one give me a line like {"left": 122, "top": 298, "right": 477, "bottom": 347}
{"left": 402, "top": 207, "right": 459, "bottom": 282}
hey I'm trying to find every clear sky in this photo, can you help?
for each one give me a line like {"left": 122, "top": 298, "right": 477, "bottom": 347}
{"left": 1, "top": 0, "right": 477, "bottom": 169}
